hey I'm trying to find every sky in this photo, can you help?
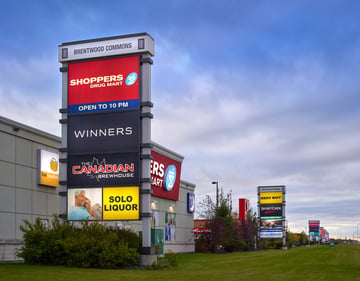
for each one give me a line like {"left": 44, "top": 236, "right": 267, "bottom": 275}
{"left": 1, "top": 0, "right": 360, "bottom": 239}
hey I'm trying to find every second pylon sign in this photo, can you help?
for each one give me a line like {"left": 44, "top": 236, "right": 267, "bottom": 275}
{"left": 257, "top": 185, "right": 286, "bottom": 239}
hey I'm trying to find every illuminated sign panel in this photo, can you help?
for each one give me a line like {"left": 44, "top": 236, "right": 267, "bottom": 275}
{"left": 68, "top": 56, "right": 139, "bottom": 114}
{"left": 67, "top": 188, "right": 102, "bottom": 220}
{"left": 150, "top": 150, "right": 182, "bottom": 201}
{"left": 259, "top": 191, "right": 283, "bottom": 204}
{"left": 260, "top": 219, "right": 283, "bottom": 238}
{"left": 67, "top": 153, "right": 139, "bottom": 187}
{"left": 187, "top": 192, "right": 195, "bottom": 213}
{"left": 38, "top": 150, "right": 59, "bottom": 187}
{"left": 68, "top": 111, "right": 139, "bottom": 153}
{"left": 260, "top": 204, "right": 282, "bottom": 219}
{"left": 103, "top": 186, "right": 139, "bottom": 220}
{"left": 309, "top": 220, "right": 320, "bottom": 233}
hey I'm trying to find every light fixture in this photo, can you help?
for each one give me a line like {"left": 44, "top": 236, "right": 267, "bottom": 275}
{"left": 151, "top": 200, "right": 158, "bottom": 210}
{"left": 168, "top": 204, "right": 175, "bottom": 213}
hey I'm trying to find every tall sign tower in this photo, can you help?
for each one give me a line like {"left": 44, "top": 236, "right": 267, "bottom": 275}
{"left": 58, "top": 33, "right": 155, "bottom": 263}
{"left": 257, "top": 185, "right": 286, "bottom": 249}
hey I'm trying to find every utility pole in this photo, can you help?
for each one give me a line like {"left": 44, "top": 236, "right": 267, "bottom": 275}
{"left": 212, "top": 181, "right": 219, "bottom": 208}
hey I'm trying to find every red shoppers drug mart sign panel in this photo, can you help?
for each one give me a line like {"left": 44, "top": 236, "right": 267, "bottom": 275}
{"left": 151, "top": 151, "right": 182, "bottom": 201}
{"left": 68, "top": 56, "right": 139, "bottom": 114}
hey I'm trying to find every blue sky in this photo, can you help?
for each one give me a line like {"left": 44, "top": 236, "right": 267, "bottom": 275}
{"left": 1, "top": 0, "right": 360, "bottom": 239}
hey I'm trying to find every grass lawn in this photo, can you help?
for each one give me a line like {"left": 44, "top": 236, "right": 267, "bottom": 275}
{"left": 0, "top": 244, "right": 359, "bottom": 281}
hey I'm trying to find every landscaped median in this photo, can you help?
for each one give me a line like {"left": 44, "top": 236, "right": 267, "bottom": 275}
{"left": 1, "top": 244, "right": 359, "bottom": 281}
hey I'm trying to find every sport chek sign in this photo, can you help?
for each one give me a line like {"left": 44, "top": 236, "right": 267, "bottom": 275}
{"left": 150, "top": 150, "right": 182, "bottom": 201}
{"left": 68, "top": 56, "right": 139, "bottom": 114}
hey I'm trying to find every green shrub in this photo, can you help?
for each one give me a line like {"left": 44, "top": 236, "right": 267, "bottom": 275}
{"left": 195, "top": 238, "right": 210, "bottom": 253}
{"left": 18, "top": 216, "right": 140, "bottom": 269}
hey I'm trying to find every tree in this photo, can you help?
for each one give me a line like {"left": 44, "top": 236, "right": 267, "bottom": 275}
{"left": 241, "top": 208, "right": 258, "bottom": 250}
{"left": 197, "top": 190, "right": 243, "bottom": 252}
{"left": 197, "top": 194, "right": 216, "bottom": 220}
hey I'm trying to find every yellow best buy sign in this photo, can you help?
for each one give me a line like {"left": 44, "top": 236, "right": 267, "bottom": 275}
{"left": 103, "top": 186, "right": 139, "bottom": 220}
{"left": 260, "top": 191, "right": 283, "bottom": 204}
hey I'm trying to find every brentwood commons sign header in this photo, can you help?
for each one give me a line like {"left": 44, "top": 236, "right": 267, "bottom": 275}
{"left": 58, "top": 33, "right": 154, "bottom": 62}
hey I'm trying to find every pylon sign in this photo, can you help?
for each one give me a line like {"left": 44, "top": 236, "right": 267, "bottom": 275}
{"left": 59, "top": 33, "right": 154, "bottom": 221}
{"left": 257, "top": 186, "right": 286, "bottom": 239}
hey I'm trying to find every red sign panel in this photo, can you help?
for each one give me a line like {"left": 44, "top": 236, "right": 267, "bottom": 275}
{"left": 68, "top": 56, "right": 139, "bottom": 113}
{"left": 151, "top": 150, "right": 182, "bottom": 201}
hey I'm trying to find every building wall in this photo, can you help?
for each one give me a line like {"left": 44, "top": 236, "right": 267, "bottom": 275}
{"left": 0, "top": 116, "right": 61, "bottom": 261}
{"left": 163, "top": 180, "right": 195, "bottom": 253}
{"left": 0, "top": 117, "right": 195, "bottom": 260}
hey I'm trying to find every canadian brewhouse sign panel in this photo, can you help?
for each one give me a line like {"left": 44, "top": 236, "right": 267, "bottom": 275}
{"left": 67, "top": 153, "right": 139, "bottom": 187}
{"left": 68, "top": 56, "right": 140, "bottom": 114}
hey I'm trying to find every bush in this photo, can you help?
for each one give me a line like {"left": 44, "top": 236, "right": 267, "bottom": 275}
{"left": 195, "top": 238, "right": 210, "bottom": 253}
{"left": 18, "top": 216, "right": 141, "bottom": 269}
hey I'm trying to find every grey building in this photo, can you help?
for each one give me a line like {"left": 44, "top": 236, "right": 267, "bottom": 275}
{"left": 0, "top": 116, "right": 195, "bottom": 261}
{"left": 0, "top": 116, "right": 60, "bottom": 261}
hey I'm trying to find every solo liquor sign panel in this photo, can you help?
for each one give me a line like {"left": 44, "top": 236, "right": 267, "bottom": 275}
{"left": 257, "top": 186, "right": 286, "bottom": 239}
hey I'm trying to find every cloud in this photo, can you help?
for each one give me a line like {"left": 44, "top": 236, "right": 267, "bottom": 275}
{"left": 151, "top": 39, "right": 360, "bottom": 239}
{"left": 1, "top": 0, "right": 359, "bottom": 238}
{"left": 0, "top": 56, "right": 61, "bottom": 135}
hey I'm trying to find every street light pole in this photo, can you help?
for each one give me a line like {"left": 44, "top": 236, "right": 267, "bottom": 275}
{"left": 212, "top": 181, "right": 219, "bottom": 208}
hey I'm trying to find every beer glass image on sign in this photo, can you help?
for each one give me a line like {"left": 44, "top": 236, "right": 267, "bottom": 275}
{"left": 68, "top": 188, "right": 102, "bottom": 220}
